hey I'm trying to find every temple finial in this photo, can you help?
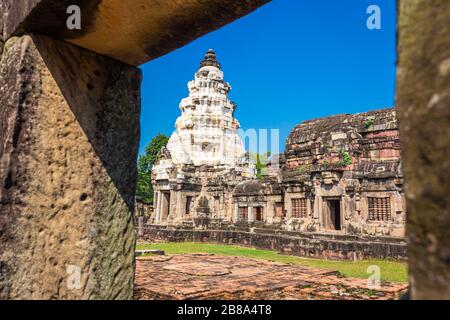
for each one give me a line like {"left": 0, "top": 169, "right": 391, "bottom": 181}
{"left": 199, "top": 49, "right": 221, "bottom": 69}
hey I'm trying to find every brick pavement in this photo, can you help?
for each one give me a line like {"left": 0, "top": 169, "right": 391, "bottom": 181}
{"left": 134, "top": 253, "right": 408, "bottom": 300}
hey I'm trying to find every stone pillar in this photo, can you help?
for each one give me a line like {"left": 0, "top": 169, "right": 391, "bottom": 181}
{"left": 248, "top": 206, "right": 254, "bottom": 223}
{"left": 214, "top": 196, "right": 220, "bottom": 219}
{"left": 314, "top": 190, "right": 322, "bottom": 227}
{"left": 137, "top": 216, "right": 144, "bottom": 238}
{"left": 0, "top": 5, "right": 3, "bottom": 57}
{"left": 285, "top": 194, "right": 292, "bottom": 219}
{"left": 176, "top": 192, "right": 184, "bottom": 222}
{"left": 153, "top": 190, "right": 158, "bottom": 208}
{"left": 0, "top": 34, "right": 140, "bottom": 299}
{"left": 266, "top": 201, "right": 275, "bottom": 224}
{"left": 150, "top": 190, "right": 158, "bottom": 222}
{"left": 155, "top": 191, "right": 162, "bottom": 223}
{"left": 396, "top": 0, "right": 450, "bottom": 299}
{"left": 234, "top": 203, "right": 239, "bottom": 222}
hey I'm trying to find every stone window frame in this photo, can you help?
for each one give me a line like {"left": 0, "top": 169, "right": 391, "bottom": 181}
{"left": 367, "top": 196, "right": 392, "bottom": 222}
{"left": 285, "top": 192, "right": 310, "bottom": 219}
{"left": 238, "top": 206, "right": 248, "bottom": 221}
{"left": 291, "top": 198, "right": 308, "bottom": 218}
{"left": 181, "top": 192, "right": 198, "bottom": 220}
{"left": 213, "top": 196, "right": 221, "bottom": 218}
{"left": 253, "top": 205, "right": 264, "bottom": 222}
{"left": 185, "top": 196, "right": 193, "bottom": 215}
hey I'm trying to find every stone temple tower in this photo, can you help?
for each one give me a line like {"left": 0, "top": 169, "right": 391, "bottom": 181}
{"left": 152, "top": 49, "right": 254, "bottom": 225}
{"left": 166, "top": 49, "right": 246, "bottom": 167}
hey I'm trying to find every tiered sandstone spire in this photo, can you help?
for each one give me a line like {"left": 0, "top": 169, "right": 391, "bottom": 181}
{"left": 166, "top": 49, "right": 247, "bottom": 167}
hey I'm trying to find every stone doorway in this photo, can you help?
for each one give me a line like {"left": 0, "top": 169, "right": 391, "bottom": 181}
{"left": 254, "top": 207, "right": 263, "bottom": 221}
{"left": 275, "top": 202, "right": 285, "bottom": 218}
{"left": 323, "top": 198, "right": 341, "bottom": 231}
{"left": 185, "top": 196, "right": 193, "bottom": 215}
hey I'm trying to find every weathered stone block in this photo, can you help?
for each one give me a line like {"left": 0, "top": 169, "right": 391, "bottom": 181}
{"left": 0, "top": 4, "right": 4, "bottom": 55}
{"left": 141, "top": 225, "right": 408, "bottom": 261}
{"left": 2, "top": 0, "right": 270, "bottom": 65}
{"left": 396, "top": 0, "right": 450, "bottom": 299}
{"left": 0, "top": 34, "right": 141, "bottom": 299}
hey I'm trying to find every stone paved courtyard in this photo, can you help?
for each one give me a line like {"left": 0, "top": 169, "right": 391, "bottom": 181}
{"left": 134, "top": 254, "right": 408, "bottom": 300}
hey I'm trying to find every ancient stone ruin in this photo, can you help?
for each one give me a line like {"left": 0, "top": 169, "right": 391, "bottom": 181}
{"left": 279, "top": 108, "right": 404, "bottom": 237}
{"left": 0, "top": 0, "right": 448, "bottom": 300}
{"left": 149, "top": 51, "right": 406, "bottom": 241}
{"left": 135, "top": 254, "right": 408, "bottom": 300}
{"left": 0, "top": 0, "right": 268, "bottom": 300}
{"left": 152, "top": 49, "right": 255, "bottom": 227}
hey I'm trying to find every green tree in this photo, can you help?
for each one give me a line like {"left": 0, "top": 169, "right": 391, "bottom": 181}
{"left": 136, "top": 133, "right": 169, "bottom": 203}
{"left": 250, "top": 152, "right": 272, "bottom": 181}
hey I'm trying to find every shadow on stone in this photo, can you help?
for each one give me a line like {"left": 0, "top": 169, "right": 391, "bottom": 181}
{"left": 32, "top": 33, "right": 141, "bottom": 213}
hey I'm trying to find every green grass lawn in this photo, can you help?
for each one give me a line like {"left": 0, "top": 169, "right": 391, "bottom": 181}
{"left": 136, "top": 242, "right": 408, "bottom": 283}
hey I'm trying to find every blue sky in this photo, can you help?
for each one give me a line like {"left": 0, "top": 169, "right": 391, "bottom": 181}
{"left": 139, "top": 0, "right": 397, "bottom": 155}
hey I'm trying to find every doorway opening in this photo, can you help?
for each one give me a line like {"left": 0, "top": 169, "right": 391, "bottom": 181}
{"left": 185, "top": 196, "right": 193, "bottom": 215}
{"left": 275, "top": 202, "right": 285, "bottom": 218}
{"left": 255, "top": 207, "right": 263, "bottom": 221}
{"left": 161, "top": 192, "right": 171, "bottom": 222}
{"left": 323, "top": 198, "right": 341, "bottom": 230}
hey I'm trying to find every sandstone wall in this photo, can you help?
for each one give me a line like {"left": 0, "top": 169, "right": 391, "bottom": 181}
{"left": 284, "top": 108, "right": 400, "bottom": 172}
{"left": 0, "top": 5, "right": 3, "bottom": 56}
{"left": 0, "top": 34, "right": 140, "bottom": 299}
{"left": 140, "top": 224, "right": 407, "bottom": 261}
{"left": 279, "top": 108, "right": 405, "bottom": 237}
{"left": 397, "top": 0, "right": 450, "bottom": 299}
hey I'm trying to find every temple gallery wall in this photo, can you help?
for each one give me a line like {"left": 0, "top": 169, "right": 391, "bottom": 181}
{"left": 0, "top": 0, "right": 449, "bottom": 300}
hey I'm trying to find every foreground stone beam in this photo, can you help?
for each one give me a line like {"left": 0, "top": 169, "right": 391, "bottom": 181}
{"left": 2, "top": 0, "right": 270, "bottom": 66}
{"left": 0, "top": 34, "right": 140, "bottom": 299}
{"left": 396, "top": 0, "right": 450, "bottom": 299}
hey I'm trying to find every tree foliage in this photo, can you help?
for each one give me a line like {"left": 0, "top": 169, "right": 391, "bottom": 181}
{"left": 339, "top": 148, "right": 353, "bottom": 167}
{"left": 136, "top": 134, "right": 169, "bottom": 203}
{"left": 250, "top": 152, "right": 272, "bottom": 181}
